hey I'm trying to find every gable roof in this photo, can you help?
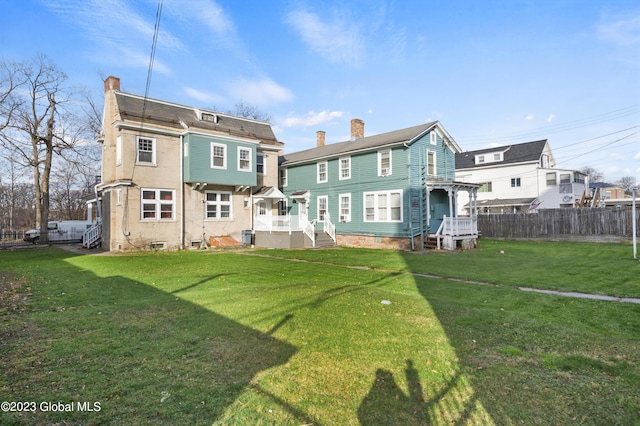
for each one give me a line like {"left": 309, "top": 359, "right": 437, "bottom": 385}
{"left": 280, "top": 121, "right": 458, "bottom": 166}
{"left": 455, "top": 139, "right": 548, "bottom": 170}
{"left": 114, "top": 92, "right": 281, "bottom": 146}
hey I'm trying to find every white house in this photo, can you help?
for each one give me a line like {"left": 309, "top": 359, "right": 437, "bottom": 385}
{"left": 455, "top": 140, "right": 588, "bottom": 214}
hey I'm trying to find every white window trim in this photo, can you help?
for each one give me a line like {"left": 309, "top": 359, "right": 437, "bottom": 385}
{"left": 378, "top": 149, "right": 392, "bottom": 177}
{"left": 211, "top": 142, "right": 227, "bottom": 169}
{"left": 317, "top": 161, "right": 328, "bottom": 183}
{"left": 363, "top": 190, "right": 403, "bottom": 222}
{"left": 238, "top": 146, "right": 252, "bottom": 172}
{"left": 141, "top": 188, "right": 175, "bottom": 221}
{"left": 427, "top": 150, "right": 437, "bottom": 176}
{"left": 430, "top": 131, "right": 438, "bottom": 145}
{"left": 339, "top": 193, "right": 351, "bottom": 223}
{"left": 339, "top": 156, "right": 351, "bottom": 180}
{"left": 204, "top": 191, "right": 233, "bottom": 220}
{"left": 136, "top": 136, "right": 156, "bottom": 165}
{"left": 280, "top": 168, "right": 288, "bottom": 187}
{"left": 317, "top": 195, "right": 328, "bottom": 222}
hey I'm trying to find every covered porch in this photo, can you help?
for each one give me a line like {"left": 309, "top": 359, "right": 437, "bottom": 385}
{"left": 427, "top": 181, "right": 482, "bottom": 250}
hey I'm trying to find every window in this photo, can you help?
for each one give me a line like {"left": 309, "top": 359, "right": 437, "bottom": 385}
{"left": 427, "top": 150, "right": 437, "bottom": 176}
{"left": 257, "top": 153, "right": 265, "bottom": 174}
{"left": 378, "top": 150, "right": 392, "bottom": 176}
{"left": 317, "top": 196, "right": 328, "bottom": 221}
{"left": 317, "top": 161, "right": 328, "bottom": 183}
{"left": 479, "top": 182, "right": 492, "bottom": 192}
{"left": 339, "top": 194, "right": 351, "bottom": 222}
{"left": 183, "top": 142, "right": 189, "bottom": 157}
{"left": 137, "top": 137, "right": 155, "bottom": 164}
{"left": 211, "top": 143, "right": 226, "bottom": 169}
{"left": 494, "top": 153, "right": 501, "bottom": 161}
{"left": 511, "top": 177, "right": 521, "bottom": 187}
{"left": 541, "top": 154, "right": 550, "bottom": 168}
{"left": 238, "top": 147, "right": 251, "bottom": 171}
{"left": 560, "top": 173, "right": 571, "bottom": 184}
{"left": 339, "top": 157, "right": 351, "bottom": 180}
{"left": 141, "top": 189, "right": 175, "bottom": 220}
{"left": 205, "top": 191, "right": 232, "bottom": 219}
{"left": 280, "top": 168, "right": 288, "bottom": 187}
{"left": 363, "top": 190, "right": 402, "bottom": 222}
{"left": 546, "top": 172, "right": 557, "bottom": 186}
{"left": 116, "top": 136, "right": 122, "bottom": 166}
{"left": 477, "top": 155, "right": 485, "bottom": 164}
{"left": 430, "top": 131, "right": 437, "bottom": 145}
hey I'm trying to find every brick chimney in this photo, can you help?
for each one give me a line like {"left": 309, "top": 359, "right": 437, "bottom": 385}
{"left": 351, "top": 118, "right": 364, "bottom": 140}
{"left": 317, "top": 130, "right": 326, "bottom": 147}
{"left": 104, "top": 76, "right": 121, "bottom": 92}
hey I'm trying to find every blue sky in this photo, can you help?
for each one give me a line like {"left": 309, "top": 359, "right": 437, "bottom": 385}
{"left": 2, "top": 0, "right": 639, "bottom": 183}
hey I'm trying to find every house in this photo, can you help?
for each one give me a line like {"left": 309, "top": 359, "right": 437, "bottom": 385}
{"left": 267, "top": 119, "right": 480, "bottom": 251}
{"left": 93, "top": 76, "right": 284, "bottom": 251}
{"left": 454, "top": 140, "right": 588, "bottom": 214}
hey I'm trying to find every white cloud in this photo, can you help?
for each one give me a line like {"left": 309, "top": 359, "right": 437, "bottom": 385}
{"left": 282, "top": 110, "right": 344, "bottom": 129}
{"left": 634, "top": 152, "right": 640, "bottom": 160}
{"left": 226, "top": 77, "right": 293, "bottom": 107}
{"left": 547, "top": 114, "right": 556, "bottom": 123}
{"left": 183, "top": 87, "right": 226, "bottom": 105}
{"left": 525, "top": 114, "right": 535, "bottom": 121}
{"left": 285, "top": 9, "right": 363, "bottom": 67}
{"left": 597, "top": 12, "right": 640, "bottom": 47}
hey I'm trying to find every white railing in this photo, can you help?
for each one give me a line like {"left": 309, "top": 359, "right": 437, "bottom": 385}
{"left": 254, "top": 214, "right": 300, "bottom": 234}
{"left": 440, "top": 215, "right": 478, "bottom": 236}
{"left": 82, "top": 223, "right": 102, "bottom": 248}
{"left": 324, "top": 212, "right": 336, "bottom": 243}
{"left": 254, "top": 214, "right": 316, "bottom": 246}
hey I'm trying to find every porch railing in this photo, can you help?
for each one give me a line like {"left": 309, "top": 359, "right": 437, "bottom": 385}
{"left": 434, "top": 215, "right": 478, "bottom": 249}
{"left": 254, "top": 214, "right": 316, "bottom": 246}
{"left": 324, "top": 212, "right": 336, "bottom": 243}
{"left": 82, "top": 223, "right": 102, "bottom": 248}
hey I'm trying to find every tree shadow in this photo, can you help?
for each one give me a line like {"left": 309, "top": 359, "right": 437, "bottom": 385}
{"left": 3, "top": 250, "right": 298, "bottom": 425}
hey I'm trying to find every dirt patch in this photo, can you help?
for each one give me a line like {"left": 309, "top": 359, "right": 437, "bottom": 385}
{"left": 0, "top": 271, "right": 29, "bottom": 313}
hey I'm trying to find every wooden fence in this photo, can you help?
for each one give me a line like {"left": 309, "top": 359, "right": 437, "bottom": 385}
{"left": 477, "top": 207, "right": 640, "bottom": 239}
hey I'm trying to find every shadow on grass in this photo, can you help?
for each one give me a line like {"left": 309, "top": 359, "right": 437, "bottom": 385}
{"left": 2, "top": 250, "right": 297, "bottom": 425}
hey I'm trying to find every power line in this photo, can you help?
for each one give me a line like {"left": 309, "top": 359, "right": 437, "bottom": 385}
{"left": 457, "top": 105, "right": 639, "bottom": 145}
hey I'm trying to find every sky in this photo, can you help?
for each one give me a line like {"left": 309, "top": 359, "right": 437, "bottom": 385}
{"left": 1, "top": 0, "right": 639, "bottom": 183}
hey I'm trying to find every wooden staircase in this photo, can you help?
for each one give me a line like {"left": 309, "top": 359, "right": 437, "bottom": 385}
{"left": 424, "top": 235, "right": 439, "bottom": 250}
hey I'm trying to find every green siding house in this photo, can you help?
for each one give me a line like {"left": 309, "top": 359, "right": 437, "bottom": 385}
{"left": 269, "top": 119, "right": 480, "bottom": 250}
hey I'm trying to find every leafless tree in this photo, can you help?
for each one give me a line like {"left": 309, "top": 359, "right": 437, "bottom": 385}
{"left": 615, "top": 176, "right": 637, "bottom": 195}
{"left": 227, "top": 100, "right": 272, "bottom": 123}
{"left": 0, "top": 55, "right": 91, "bottom": 242}
{"left": 579, "top": 166, "right": 604, "bottom": 184}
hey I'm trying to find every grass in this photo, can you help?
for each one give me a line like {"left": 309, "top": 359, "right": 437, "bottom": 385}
{"left": 0, "top": 240, "right": 639, "bottom": 425}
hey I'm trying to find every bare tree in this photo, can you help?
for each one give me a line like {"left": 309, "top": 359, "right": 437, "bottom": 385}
{"left": 227, "top": 100, "right": 272, "bottom": 122}
{"left": 0, "top": 55, "right": 88, "bottom": 242}
{"left": 615, "top": 176, "right": 637, "bottom": 195}
{"left": 579, "top": 166, "right": 603, "bottom": 184}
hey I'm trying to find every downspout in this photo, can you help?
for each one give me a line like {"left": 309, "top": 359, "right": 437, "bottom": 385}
{"left": 180, "top": 135, "right": 185, "bottom": 249}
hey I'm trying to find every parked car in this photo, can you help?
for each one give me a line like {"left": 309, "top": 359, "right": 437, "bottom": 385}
{"left": 23, "top": 220, "right": 94, "bottom": 244}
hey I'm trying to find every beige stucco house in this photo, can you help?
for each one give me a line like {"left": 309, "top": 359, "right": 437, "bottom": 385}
{"left": 95, "top": 76, "right": 284, "bottom": 251}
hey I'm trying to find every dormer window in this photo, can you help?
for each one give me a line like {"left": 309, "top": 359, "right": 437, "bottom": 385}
{"left": 475, "top": 151, "right": 503, "bottom": 165}
{"left": 200, "top": 112, "right": 218, "bottom": 123}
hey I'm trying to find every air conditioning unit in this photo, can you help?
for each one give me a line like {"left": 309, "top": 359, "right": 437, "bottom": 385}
{"left": 339, "top": 215, "right": 348, "bottom": 222}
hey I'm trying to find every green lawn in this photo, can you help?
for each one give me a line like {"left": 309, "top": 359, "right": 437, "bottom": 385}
{"left": 1, "top": 240, "right": 639, "bottom": 425}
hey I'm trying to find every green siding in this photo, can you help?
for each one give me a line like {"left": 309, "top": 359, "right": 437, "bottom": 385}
{"left": 282, "top": 129, "right": 459, "bottom": 239}
{"left": 183, "top": 134, "right": 257, "bottom": 186}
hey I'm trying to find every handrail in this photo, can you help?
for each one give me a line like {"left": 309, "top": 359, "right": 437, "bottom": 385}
{"left": 325, "top": 212, "right": 336, "bottom": 243}
{"left": 82, "top": 223, "right": 102, "bottom": 248}
{"left": 302, "top": 218, "right": 316, "bottom": 247}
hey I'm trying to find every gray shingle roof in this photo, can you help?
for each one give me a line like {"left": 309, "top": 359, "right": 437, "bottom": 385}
{"left": 115, "top": 92, "right": 281, "bottom": 146}
{"left": 455, "top": 140, "right": 548, "bottom": 170}
{"left": 280, "top": 122, "right": 438, "bottom": 165}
